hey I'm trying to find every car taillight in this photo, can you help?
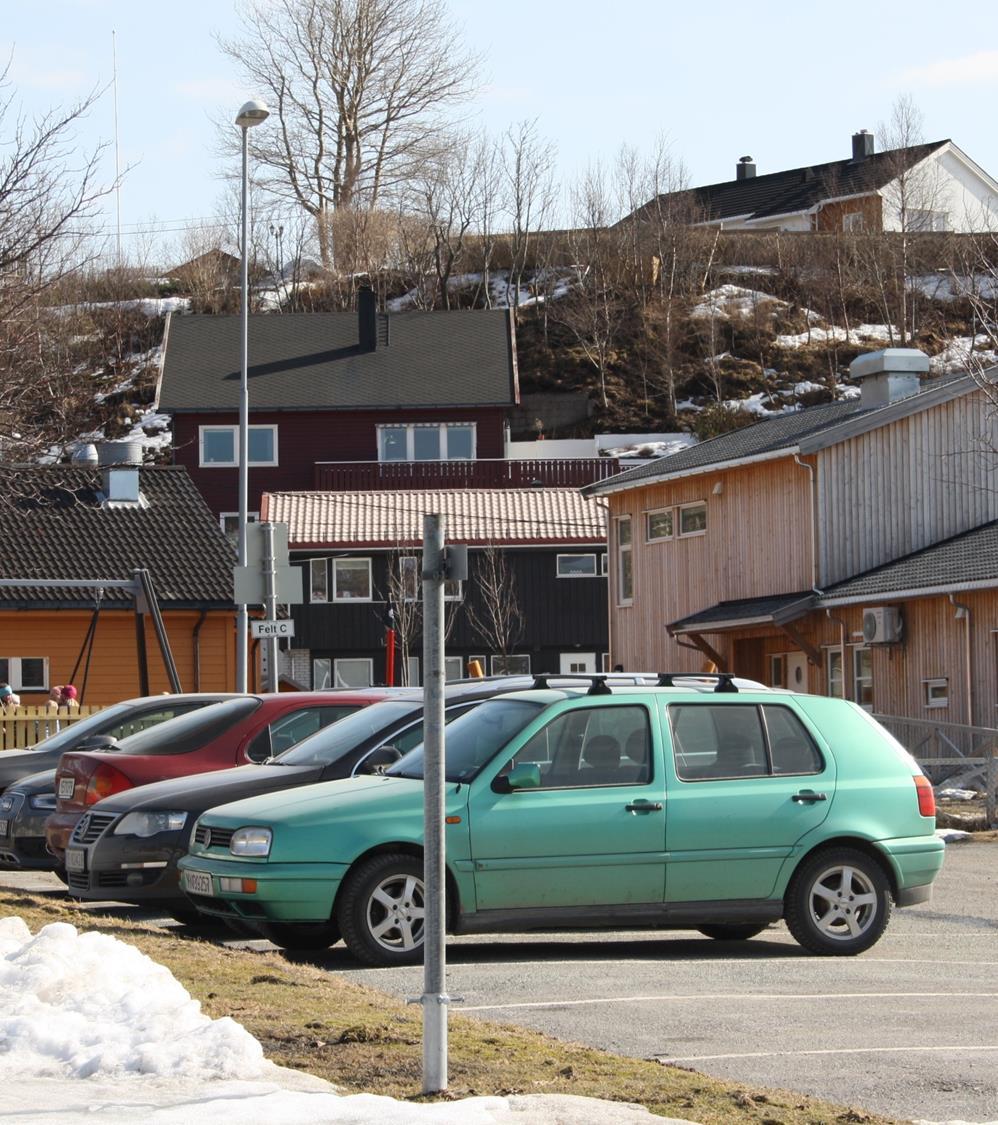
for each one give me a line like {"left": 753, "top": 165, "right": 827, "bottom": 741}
{"left": 914, "top": 774, "right": 935, "bottom": 818}
{"left": 85, "top": 763, "right": 133, "bottom": 806}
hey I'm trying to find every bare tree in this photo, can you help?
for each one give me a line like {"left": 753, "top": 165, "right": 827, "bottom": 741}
{"left": 464, "top": 545, "right": 524, "bottom": 669}
{"left": 502, "top": 120, "right": 557, "bottom": 308}
{"left": 217, "top": 0, "right": 479, "bottom": 268}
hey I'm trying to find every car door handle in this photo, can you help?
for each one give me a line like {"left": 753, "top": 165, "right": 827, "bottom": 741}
{"left": 625, "top": 800, "right": 663, "bottom": 814}
{"left": 792, "top": 790, "right": 827, "bottom": 803}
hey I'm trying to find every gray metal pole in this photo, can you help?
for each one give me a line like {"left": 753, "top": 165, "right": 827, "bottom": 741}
{"left": 236, "top": 124, "right": 250, "bottom": 694}
{"left": 421, "top": 513, "right": 448, "bottom": 1093}
{"left": 261, "top": 522, "right": 279, "bottom": 692}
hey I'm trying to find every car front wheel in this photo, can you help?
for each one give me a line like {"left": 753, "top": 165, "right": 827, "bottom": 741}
{"left": 785, "top": 847, "right": 892, "bottom": 955}
{"left": 338, "top": 853, "right": 425, "bottom": 966}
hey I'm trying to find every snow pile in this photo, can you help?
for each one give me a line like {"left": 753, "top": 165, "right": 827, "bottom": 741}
{"left": 602, "top": 439, "right": 693, "bottom": 460}
{"left": 928, "top": 334, "right": 998, "bottom": 375}
{"left": 0, "top": 918, "right": 266, "bottom": 1081}
{"left": 936, "top": 787, "right": 978, "bottom": 801}
{"left": 775, "top": 323, "right": 893, "bottom": 348}
{"left": 690, "top": 284, "right": 785, "bottom": 320}
{"left": 935, "top": 828, "right": 972, "bottom": 843}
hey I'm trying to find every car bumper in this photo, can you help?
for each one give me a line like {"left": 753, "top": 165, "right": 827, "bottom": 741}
{"left": 45, "top": 810, "right": 83, "bottom": 861}
{"left": 0, "top": 799, "right": 58, "bottom": 871}
{"left": 178, "top": 854, "right": 347, "bottom": 923}
{"left": 66, "top": 834, "right": 186, "bottom": 905}
{"left": 878, "top": 834, "right": 946, "bottom": 902}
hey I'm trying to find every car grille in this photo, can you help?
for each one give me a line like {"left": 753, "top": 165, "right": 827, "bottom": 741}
{"left": 66, "top": 871, "right": 90, "bottom": 891}
{"left": 193, "top": 825, "right": 235, "bottom": 850}
{"left": 72, "top": 813, "right": 118, "bottom": 845}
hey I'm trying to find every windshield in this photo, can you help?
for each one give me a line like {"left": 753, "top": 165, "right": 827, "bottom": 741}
{"left": 274, "top": 700, "right": 420, "bottom": 767}
{"left": 114, "top": 698, "right": 261, "bottom": 756}
{"left": 25, "top": 702, "right": 135, "bottom": 754}
{"left": 386, "top": 698, "right": 544, "bottom": 782}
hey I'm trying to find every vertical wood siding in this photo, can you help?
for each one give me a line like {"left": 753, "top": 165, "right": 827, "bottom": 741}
{"left": 818, "top": 390, "right": 998, "bottom": 585}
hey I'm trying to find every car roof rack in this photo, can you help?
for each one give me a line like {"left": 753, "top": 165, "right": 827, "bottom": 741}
{"left": 531, "top": 673, "right": 613, "bottom": 695}
{"left": 656, "top": 672, "right": 739, "bottom": 693}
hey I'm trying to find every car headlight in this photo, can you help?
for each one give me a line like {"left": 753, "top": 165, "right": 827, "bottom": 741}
{"left": 230, "top": 827, "right": 272, "bottom": 857}
{"left": 113, "top": 810, "right": 189, "bottom": 838}
{"left": 28, "top": 793, "right": 57, "bottom": 811}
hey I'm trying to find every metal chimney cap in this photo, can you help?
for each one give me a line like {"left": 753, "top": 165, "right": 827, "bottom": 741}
{"left": 849, "top": 348, "right": 930, "bottom": 379}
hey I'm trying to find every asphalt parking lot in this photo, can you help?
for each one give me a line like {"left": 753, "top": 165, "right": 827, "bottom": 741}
{"left": 5, "top": 840, "right": 997, "bottom": 1123}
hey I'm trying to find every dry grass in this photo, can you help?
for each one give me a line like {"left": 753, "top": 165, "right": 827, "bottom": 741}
{"left": 0, "top": 888, "right": 904, "bottom": 1124}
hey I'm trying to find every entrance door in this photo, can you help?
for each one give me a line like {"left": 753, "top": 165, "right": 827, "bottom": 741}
{"left": 785, "top": 652, "right": 808, "bottom": 691}
{"left": 560, "top": 652, "right": 597, "bottom": 674}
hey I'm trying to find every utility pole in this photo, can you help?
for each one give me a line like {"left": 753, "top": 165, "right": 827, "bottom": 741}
{"left": 261, "top": 522, "right": 279, "bottom": 691}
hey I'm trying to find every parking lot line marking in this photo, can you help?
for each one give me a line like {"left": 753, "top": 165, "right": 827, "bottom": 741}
{"left": 460, "top": 991, "right": 998, "bottom": 1012}
{"left": 658, "top": 1045, "right": 998, "bottom": 1063}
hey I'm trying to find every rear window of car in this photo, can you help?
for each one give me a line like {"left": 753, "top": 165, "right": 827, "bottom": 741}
{"left": 274, "top": 701, "right": 420, "bottom": 767}
{"left": 669, "top": 703, "right": 822, "bottom": 780}
{"left": 114, "top": 698, "right": 261, "bottom": 757}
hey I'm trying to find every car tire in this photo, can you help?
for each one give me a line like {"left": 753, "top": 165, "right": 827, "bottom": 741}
{"left": 785, "top": 847, "right": 892, "bottom": 956}
{"left": 697, "top": 924, "right": 768, "bottom": 942}
{"left": 258, "top": 921, "right": 341, "bottom": 951}
{"left": 338, "top": 853, "right": 426, "bottom": 967}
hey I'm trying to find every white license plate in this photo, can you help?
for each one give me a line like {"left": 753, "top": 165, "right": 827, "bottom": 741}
{"left": 183, "top": 871, "right": 213, "bottom": 896}
{"left": 0, "top": 819, "right": 8, "bottom": 838}
{"left": 57, "top": 777, "right": 75, "bottom": 800}
{"left": 65, "top": 847, "right": 86, "bottom": 873}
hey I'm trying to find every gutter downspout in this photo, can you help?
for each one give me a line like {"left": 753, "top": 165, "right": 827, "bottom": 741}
{"left": 192, "top": 610, "right": 208, "bottom": 692}
{"left": 794, "top": 455, "right": 820, "bottom": 592}
{"left": 949, "top": 594, "right": 973, "bottom": 725}
{"left": 825, "top": 609, "right": 848, "bottom": 698}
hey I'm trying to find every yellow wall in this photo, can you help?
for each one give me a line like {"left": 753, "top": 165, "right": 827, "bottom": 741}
{"left": 0, "top": 609, "right": 237, "bottom": 706}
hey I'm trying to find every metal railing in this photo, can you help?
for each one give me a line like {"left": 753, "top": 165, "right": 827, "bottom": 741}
{"left": 313, "top": 457, "right": 622, "bottom": 491}
{"left": 0, "top": 706, "right": 104, "bottom": 751}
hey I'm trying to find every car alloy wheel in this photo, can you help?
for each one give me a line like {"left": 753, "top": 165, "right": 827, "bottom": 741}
{"left": 338, "top": 852, "right": 426, "bottom": 966}
{"left": 785, "top": 846, "right": 892, "bottom": 955}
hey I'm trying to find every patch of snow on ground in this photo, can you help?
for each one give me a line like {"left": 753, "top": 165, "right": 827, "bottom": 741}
{"left": 929, "top": 335, "right": 998, "bottom": 375}
{"left": 937, "top": 788, "right": 978, "bottom": 801}
{"left": 603, "top": 439, "right": 693, "bottom": 459}
{"left": 0, "top": 918, "right": 674, "bottom": 1124}
{"left": 935, "top": 828, "right": 972, "bottom": 843}
{"left": 691, "top": 284, "right": 785, "bottom": 320}
{"left": 775, "top": 323, "right": 893, "bottom": 348}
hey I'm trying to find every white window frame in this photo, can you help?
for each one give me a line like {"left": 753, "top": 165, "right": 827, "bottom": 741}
{"left": 678, "top": 501, "right": 707, "bottom": 538}
{"left": 769, "top": 654, "right": 786, "bottom": 688}
{"left": 601, "top": 553, "right": 608, "bottom": 576}
{"left": 923, "top": 678, "right": 949, "bottom": 709}
{"left": 219, "top": 511, "right": 259, "bottom": 539}
{"left": 645, "top": 508, "right": 674, "bottom": 542}
{"left": 842, "top": 211, "right": 865, "bottom": 232}
{"left": 444, "top": 656, "right": 464, "bottom": 682}
{"left": 825, "top": 647, "right": 844, "bottom": 698}
{"left": 556, "top": 553, "right": 598, "bottom": 578}
{"left": 309, "top": 558, "right": 329, "bottom": 603}
{"left": 468, "top": 655, "right": 487, "bottom": 677}
{"left": 616, "top": 515, "right": 633, "bottom": 606}
{"left": 0, "top": 656, "right": 49, "bottom": 692}
{"left": 312, "top": 657, "right": 331, "bottom": 690}
{"left": 406, "top": 656, "right": 421, "bottom": 687}
{"left": 853, "top": 646, "right": 874, "bottom": 711}
{"left": 333, "top": 658, "right": 373, "bottom": 687}
{"left": 376, "top": 422, "right": 477, "bottom": 463}
{"left": 490, "top": 654, "right": 531, "bottom": 675}
{"left": 199, "top": 425, "right": 278, "bottom": 467}
{"left": 332, "top": 557, "right": 373, "bottom": 602}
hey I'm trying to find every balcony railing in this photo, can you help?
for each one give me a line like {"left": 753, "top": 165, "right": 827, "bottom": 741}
{"left": 313, "top": 457, "right": 622, "bottom": 491}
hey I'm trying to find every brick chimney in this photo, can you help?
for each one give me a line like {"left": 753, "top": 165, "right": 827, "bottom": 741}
{"left": 850, "top": 348, "right": 929, "bottom": 408}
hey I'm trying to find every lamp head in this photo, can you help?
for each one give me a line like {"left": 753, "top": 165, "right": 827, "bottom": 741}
{"left": 235, "top": 99, "right": 270, "bottom": 129}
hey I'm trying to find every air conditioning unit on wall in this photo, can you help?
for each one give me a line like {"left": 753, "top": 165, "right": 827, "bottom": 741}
{"left": 862, "top": 606, "right": 903, "bottom": 644}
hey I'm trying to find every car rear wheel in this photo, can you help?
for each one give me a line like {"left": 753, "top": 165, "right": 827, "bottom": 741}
{"left": 338, "top": 853, "right": 425, "bottom": 966}
{"left": 698, "top": 924, "right": 767, "bottom": 942}
{"left": 258, "top": 921, "right": 341, "bottom": 951}
{"left": 785, "top": 847, "right": 892, "bottom": 955}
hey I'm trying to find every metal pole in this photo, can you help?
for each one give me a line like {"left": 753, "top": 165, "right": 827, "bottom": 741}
{"left": 262, "top": 522, "right": 279, "bottom": 692}
{"left": 421, "top": 513, "right": 448, "bottom": 1092}
{"left": 236, "top": 124, "right": 250, "bottom": 693}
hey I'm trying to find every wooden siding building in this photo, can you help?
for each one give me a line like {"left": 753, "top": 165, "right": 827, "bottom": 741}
{"left": 583, "top": 350, "right": 998, "bottom": 726}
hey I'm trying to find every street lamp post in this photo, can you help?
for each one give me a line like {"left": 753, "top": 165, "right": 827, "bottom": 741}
{"left": 235, "top": 98, "right": 269, "bottom": 694}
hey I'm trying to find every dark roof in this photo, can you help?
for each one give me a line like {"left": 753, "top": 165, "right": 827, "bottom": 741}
{"left": 637, "top": 141, "right": 947, "bottom": 225}
{"left": 669, "top": 592, "right": 816, "bottom": 634}
{"left": 159, "top": 309, "right": 517, "bottom": 412}
{"left": 0, "top": 466, "right": 235, "bottom": 607}
{"left": 822, "top": 521, "right": 998, "bottom": 603}
{"left": 584, "top": 371, "right": 976, "bottom": 497}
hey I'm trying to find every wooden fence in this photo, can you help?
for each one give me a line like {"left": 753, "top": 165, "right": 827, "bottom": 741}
{"left": 0, "top": 706, "right": 103, "bottom": 751}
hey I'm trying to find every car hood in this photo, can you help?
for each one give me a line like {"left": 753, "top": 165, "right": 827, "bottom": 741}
{"left": 93, "top": 762, "right": 317, "bottom": 815}
{"left": 0, "top": 748, "right": 62, "bottom": 790}
{"left": 2, "top": 768, "right": 57, "bottom": 797}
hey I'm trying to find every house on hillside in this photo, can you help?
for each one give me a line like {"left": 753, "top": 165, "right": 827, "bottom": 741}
{"left": 623, "top": 132, "right": 998, "bottom": 233}
{"left": 262, "top": 487, "right": 609, "bottom": 688}
{"left": 582, "top": 348, "right": 998, "bottom": 727}
{"left": 157, "top": 292, "right": 622, "bottom": 531}
{"left": 0, "top": 458, "right": 237, "bottom": 706}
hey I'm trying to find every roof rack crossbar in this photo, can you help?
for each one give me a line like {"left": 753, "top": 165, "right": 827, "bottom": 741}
{"left": 530, "top": 673, "right": 615, "bottom": 693}
{"left": 655, "top": 672, "right": 740, "bottom": 693}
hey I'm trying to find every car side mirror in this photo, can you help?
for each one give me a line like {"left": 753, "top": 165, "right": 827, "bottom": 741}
{"left": 491, "top": 762, "right": 541, "bottom": 794}
{"left": 359, "top": 745, "right": 404, "bottom": 774}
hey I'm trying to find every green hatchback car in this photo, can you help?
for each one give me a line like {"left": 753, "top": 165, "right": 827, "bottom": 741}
{"left": 179, "top": 677, "right": 944, "bottom": 965}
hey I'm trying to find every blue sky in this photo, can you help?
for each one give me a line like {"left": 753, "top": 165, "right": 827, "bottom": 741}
{"left": 4, "top": 0, "right": 998, "bottom": 263}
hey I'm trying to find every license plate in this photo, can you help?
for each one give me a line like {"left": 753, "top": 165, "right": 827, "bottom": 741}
{"left": 183, "top": 870, "right": 213, "bottom": 896}
{"left": 57, "top": 777, "right": 75, "bottom": 800}
{"left": 0, "top": 819, "right": 8, "bottom": 838}
{"left": 65, "top": 848, "right": 86, "bottom": 873}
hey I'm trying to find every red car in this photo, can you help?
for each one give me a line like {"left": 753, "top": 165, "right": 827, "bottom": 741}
{"left": 46, "top": 690, "right": 396, "bottom": 863}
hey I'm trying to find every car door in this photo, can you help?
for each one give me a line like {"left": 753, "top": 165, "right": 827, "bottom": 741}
{"left": 662, "top": 699, "right": 836, "bottom": 902}
{"left": 467, "top": 701, "right": 667, "bottom": 910}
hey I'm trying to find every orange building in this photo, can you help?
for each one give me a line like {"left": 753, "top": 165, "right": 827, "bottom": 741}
{"left": 0, "top": 461, "right": 237, "bottom": 707}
